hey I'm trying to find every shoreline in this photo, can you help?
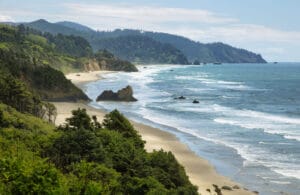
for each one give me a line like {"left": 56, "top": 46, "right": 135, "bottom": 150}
{"left": 53, "top": 70, "right": 254, "bottom": 195}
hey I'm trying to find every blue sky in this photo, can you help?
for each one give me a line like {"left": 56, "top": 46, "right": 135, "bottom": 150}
{"left": 1, "top": 0, "right": 299, "bottom": 61}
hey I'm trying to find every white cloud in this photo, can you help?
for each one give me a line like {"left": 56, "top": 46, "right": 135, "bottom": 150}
{"left": 64, "top": 3, "right": 300, "bottom": 44}
{"left": 167, "top": 24, "right": 300, "bottom": 44}
{"left": 0, "top": 14, "right": 14, "bottom": 22}
{"left": 65, "top": 3, "right": 238, "bottom": 25}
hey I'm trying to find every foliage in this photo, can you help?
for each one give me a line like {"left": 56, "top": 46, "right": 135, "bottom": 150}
{"left": 31, "top": 66, "right": 88, "bottom": 100}
{"left": 67, "top": 161, "right": 121, "bottom": 194}
{"left": 0, "top": 103, "right": 65, "bottom": 194}
{"left": 23, "top": 19, "right": 266, "bottom": 63}
{"left": 94, "top": 50, "right": 138, "bottom": 72}
{"left": 0, "top": 104, "right": 198, "bottom": 194}
{"left": 0, "top": 71, "right": 57, "bottom": 120}
{"left": 103, "top": 110, "right": 140, "bottom": 139}
{"left": 46, "top": 108, "right": 198, "bottom": 194}
{"left": 0, "top": 103, "right": 57, "bottom": 153}
{"left": 94, "top": 35, "right": 189, "bottom": 64}
{"left": 44, "top": 33, "right": 93, "bottom": 57}
{"left": 0, "top": 24, "right": 89, "bottom": 101}
{"left": 118, "top": 30, "right": 267, "bottom": 63}
{"left": 0, "top": 157, "right": 63, "bottom": 195}
{"left": 47, "top": 109, "right": 102, "bottom": 169}
{"left": 148, "top": 150, "right": 195, "bottom": 190}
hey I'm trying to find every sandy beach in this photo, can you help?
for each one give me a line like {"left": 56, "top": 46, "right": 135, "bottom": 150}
{"left": 66, "top": 71, "right": 113, "bottom": 86}
{"left": 53, "top": 70, "right": 255, "bottom": 195}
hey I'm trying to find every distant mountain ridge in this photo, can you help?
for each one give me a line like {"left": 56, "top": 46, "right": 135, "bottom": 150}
{"left": 93, "top": 35, "right": 189, "bottom": 64}
{"left": 56, "top": 21, "right": 94, "bottom": 33}
{"left": 7, "top": 19, "right": 266, "bottom": 64}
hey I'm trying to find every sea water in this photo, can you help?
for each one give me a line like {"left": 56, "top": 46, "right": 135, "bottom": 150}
{"left": 85, "top": 63, "right": 300, "bottom": 195}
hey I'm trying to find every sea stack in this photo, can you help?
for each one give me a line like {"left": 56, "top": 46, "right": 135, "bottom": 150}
{"left": 96, "top": 85, "right": 137, "bottom": 102}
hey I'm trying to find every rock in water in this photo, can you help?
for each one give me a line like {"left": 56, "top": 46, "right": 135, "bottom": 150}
{"left": 96, "top": 85, "right": 137, "bottom": 102}
{"left": 96, "top": 90, "right": 116, "bottom": 101}
{"left": 192, "top": 100, "right": 199, "bottom": 104}
{"left": 174, "top": 96, "right": 186, "bottom": 100}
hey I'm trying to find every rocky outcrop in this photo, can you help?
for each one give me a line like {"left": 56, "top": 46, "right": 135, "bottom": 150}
{"left": 83, "top": 56, "right": 138, "bottom": 72}
{"left": 174, "top": 96, "right": 186, "bottom": 100}
{"left": 84, "top": 59, "right": 101, "bottom": 72}
{"left": 192, "top": 100, "right": 199, "bottom": 104}
{"left": 96, "top": 85, "right": 137, "bottom": 102}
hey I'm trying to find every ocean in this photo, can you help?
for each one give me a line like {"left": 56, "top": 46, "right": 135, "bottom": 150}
{"left": 85, "top": 63, "right": 300, "bottom": 195}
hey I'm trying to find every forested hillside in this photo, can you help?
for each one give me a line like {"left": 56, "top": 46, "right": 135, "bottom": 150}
{"left": 0, "top": 24, "right": 89, "bottom": 101}
{"left": 93, "top": 35, "right": 189, "bottom": 64}
{"left": 141, "top": 31, "right": 266, "bottom": 63}
{"left": 0, "top": 24, "right": 137, "bottom": 101}
{"left": 22, "top": 19, "right": 267, "bottom": 64}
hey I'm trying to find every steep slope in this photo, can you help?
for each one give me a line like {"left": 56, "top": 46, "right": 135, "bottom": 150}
{"left": 0, "top": 24, "right": 89, "bottom": 101}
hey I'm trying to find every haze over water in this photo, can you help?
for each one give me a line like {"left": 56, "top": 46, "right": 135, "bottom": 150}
{"left": 86, "top": 63, "right": 300, "bottom": 195}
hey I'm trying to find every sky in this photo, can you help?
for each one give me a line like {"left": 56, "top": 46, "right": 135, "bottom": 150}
{"left": 0, "top": 0, "right": 299, "bottom": 62}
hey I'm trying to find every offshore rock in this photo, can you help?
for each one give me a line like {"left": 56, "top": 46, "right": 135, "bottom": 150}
{"left": 96, "top": 85, "right": 137, "bottom": 102}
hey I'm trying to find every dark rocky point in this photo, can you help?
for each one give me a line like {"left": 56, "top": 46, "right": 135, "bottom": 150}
{"left": 96, "top": 85, "right": 137, "bottom": 102}
{"left": 174, "top": 96, "right": 186, "bottom": 100}
{"left": 193, "top": 100, "right": 199, "bottom": 104}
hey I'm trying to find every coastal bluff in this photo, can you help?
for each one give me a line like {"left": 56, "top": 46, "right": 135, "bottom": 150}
{"left": 96, "top": 85, "right": 137, "bottom": 102}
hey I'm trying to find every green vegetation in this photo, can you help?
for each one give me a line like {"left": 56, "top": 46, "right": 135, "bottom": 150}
{"left": 25, "top": 20, "right": 138, "bottom": 71}
{"left": 0, "top": 24, "right": 137, "bottom": 101}
{"left": 44, "top": 33, "right": 93, "bottom": 57}
{"left": 22, "top": 19, "right": 266, "bottom": 63}
{"left": 0, "top": 71, "right": 57, "bottom": 121}
{"left": 95, "top": 50, "right": 138, "bottom": 72}
{"left": 23, "top": 20, "right": 190, "bottom": 64}
{"left": 143, "top": 31, "right": 267, "bottom": 63}
{"left": 0, "top": 104, "right": 198, "bottom": 194}
{"left": 0, "top": 24, "right": 89, "bottom": 101}
{"left": 94, "top": 35, "right": 189, "bottom": 64}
